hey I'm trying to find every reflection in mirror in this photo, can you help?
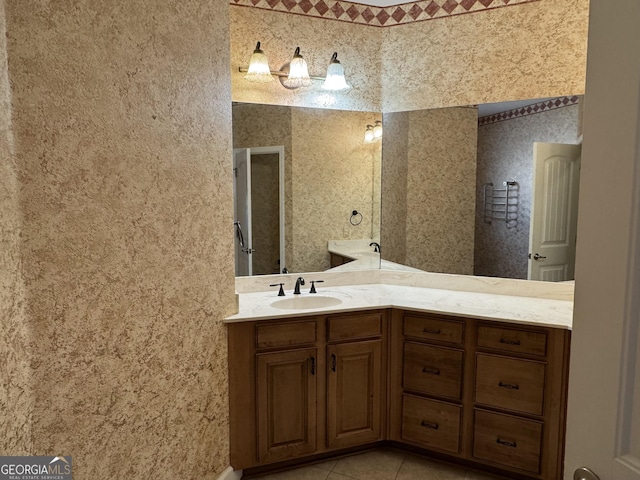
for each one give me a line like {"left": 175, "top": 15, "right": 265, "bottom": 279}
{"left": 232, "top": 103, "right": 382, "bottom": 275}
{"left": 380, "top": 95, "right": 583, "bottom": 281}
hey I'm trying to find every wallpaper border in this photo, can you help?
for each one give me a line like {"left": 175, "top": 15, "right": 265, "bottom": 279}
{"left": 478, "top": 96, "right": 581, "bottom": 126}
{"left": 230, "top": 0, "right": 541, "bottom": 27}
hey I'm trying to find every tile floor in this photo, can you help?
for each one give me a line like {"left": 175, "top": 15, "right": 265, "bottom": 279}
{"left": 246, "top": 448, "right": 512, "bottom": 480}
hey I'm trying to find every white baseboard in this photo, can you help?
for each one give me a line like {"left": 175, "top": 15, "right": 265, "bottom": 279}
{"left": 217, "top": 466, "right": 243, "bottom": 480}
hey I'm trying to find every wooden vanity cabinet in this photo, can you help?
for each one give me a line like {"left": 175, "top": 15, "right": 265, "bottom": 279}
{"left": 471, "top": 323, "right": 571, "bottom": 480}
{"left": 229, "top": 309, "right": 570, "bottom": 479}
{"left": 389, "top": 312, "right": 570, "bottom": 480}
{"left": 389, "top": 312, "right": 466, "bottom": 457}
{"left": 326, "top": 313, "right": 386, "bottom": 449}
{"left": 229, "top": 318, "right": 321, "bottom": 468}
{"left": 256, "top": 348, "right": 318, "bottom": 463}
{"left": 228, "top": 310, "right": 387, "bottom": 470}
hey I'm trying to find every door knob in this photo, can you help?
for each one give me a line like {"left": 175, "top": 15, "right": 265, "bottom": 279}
{"left": 533, "top": 253, "right": 546, "bottom": 260}
{"left": 574, "top": 467, "right": 600, "bottom": 480}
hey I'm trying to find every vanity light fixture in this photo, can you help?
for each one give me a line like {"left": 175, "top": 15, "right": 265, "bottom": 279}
{"left": 364, "top": 120, "right": 382, "bottom": 143}
{"left": 364, "top": 125, "right": 375, "bottom": 143}
{"left": 240, "top": 43, "right": 350, "bottom": 91}
{"left": 322, "top": 52, "right": 350, "bottom": 91}
{"left": 283, "top": 47, "right": 312, "bottom": 88}
{"left": 373, "top": 120, "right": 383, "bottom": 140}
{"left": 244, "top": 42, "right": 274, "bottom": 83}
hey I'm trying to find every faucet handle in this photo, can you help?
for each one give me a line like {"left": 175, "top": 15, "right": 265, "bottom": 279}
{"left": 269, "top": 283, "right": 286, "bottom": 296}
{"left": 309, "top": 280, "right": 324, "bottom": 294}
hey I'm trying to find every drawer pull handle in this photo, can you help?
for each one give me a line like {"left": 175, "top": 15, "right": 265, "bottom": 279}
{"left": 331, "top": 354, "right": 337, "bottom": 372}
{"left": 423, "top": 328, "right": 441, "bottom": 335}
{"left": 499, "top": 338, "right": 521, "bottom": 346}
{"left": 310, "top": 357, "right": 315, "bottom": 375}
{"left": 420, "top": 421, "right": 439, "bottom": 430}
{"left": 496, "top": 438, "right": 517, "bottom": 448}
{"left": 422, "top": 367, "right": 441, "bottom": 375}
{"left": 498, "top": 381, "right": 520, "bottom": 390}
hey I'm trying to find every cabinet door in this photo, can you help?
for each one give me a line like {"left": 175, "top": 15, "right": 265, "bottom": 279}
{"left": 327, "top": 340, "right": 383, "bottom": 449}
{"left": 256, "top": 348, "right": 317, "bottom": 464}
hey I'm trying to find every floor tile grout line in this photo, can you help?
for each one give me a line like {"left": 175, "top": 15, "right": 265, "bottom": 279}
{"left": 392, "top": 452, "right": 407, "bottom": 480}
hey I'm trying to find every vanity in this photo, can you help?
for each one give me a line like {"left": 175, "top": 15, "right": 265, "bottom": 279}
{"left": 226, "top": 271, "right": 573, "bottom": 480}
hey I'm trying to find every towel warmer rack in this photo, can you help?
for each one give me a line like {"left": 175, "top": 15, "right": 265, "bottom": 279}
{"left": 483, "top": 181, "right": 518, "bottom": 227}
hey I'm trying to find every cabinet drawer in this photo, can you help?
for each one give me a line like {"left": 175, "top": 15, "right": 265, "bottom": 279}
{"left": 404, "top": 315, "right": 464, "bottom": 345}
{"left": 477, "top": 325, "right": 547, "bottom": 357}
{"left": 473, "top": 409, "right": 543, "bottom": 474}
{"left": 475, "top": 354, "right": 545, "bottom": 415}
{"left": 328, "top": 313, "right": 382, "bottom": 341}
{"left": 401, "top": 394, "right": 461, "bottom": 454}
{"left": 403, "top": 343, "right": 463, "bottom": 400}
{"left": 256, "top": 321, "right": 316, "bottom": 349}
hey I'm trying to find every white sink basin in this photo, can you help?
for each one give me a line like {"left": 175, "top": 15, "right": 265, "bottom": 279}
{"left": 271, "top": 295, "right": 343, "bottom": 310}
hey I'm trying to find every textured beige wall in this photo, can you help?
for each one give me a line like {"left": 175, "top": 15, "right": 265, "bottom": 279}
{"left": 382, "top": 0, "right": 589, "bottom": 112}
{"left": 3, "top": 1, "right": 235, "bottom": 478}
{"left": 230, "top": 6, "right": 382, "bottom": 112}
{"left": 380, "top": 112, "right": 408, "bottom": 264}
{"left": 231, "top": 0, "right": 589, "bottom": 113}
{"left": 233, "top": 104, "right": 380, "bottom": 273}
{"left": 0, "top": 1, "right": 31, "bottom": 454}
{"left": 475, "top": 104, "right": 581, "bottom": 279}
{"left": 291, "top": 108, "right": 380, "bottom": 272}
{"left": 382, "top": 107, "right": 477, "bottom": 274}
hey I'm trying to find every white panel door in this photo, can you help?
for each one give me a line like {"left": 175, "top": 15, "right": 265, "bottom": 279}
{"left": 233, "top": 148, "right": 253, "bottom": 276}
{"left": 528, "top": 143, "right": 581, "bottom": 282}
{"left": 564, "top": 1, "right": 640, "bottom": 479}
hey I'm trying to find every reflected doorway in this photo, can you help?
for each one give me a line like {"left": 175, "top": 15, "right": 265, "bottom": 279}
{"left": 233, "top": 146, "right": 285, "bottom": 276}
{"left": 528, "top": 142, "right": 582, "bottom": 281}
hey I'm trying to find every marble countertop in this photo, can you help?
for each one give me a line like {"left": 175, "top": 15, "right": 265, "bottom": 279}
{"left": 224, "top": 282, "right": 573, "bottom": 329}
{"left": 327, "top": 239, "right": 423, "bottom": 272}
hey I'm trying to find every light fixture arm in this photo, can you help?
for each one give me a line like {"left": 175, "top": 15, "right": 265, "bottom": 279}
{"left": 238, "top": 66, "right": 326, "bottom": 81}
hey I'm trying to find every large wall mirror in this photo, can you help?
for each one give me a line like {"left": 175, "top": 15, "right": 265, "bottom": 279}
{"left": 381, "top": 96, "right": 582, "bottom": 281}
{"left": 232, "top": 95, "right": 582, "bottom": 281}
{"left": 232, "top": 103, "right": 382, "bottom": 275}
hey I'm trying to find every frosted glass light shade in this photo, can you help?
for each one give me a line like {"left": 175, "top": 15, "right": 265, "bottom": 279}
{"left": 322, "top": 52, "right": 350, "bottom": 91}
{"left": 364, "top": 125, "right": 374, "bottom": 143}
{"left": 373, "top": 120, "right": 383, "bottom": 140}
{"left": 283, "top": 47, "right": 312, "bottom": 88}
{"left": 244, "top": 42, "right": 274, "bottom": 83}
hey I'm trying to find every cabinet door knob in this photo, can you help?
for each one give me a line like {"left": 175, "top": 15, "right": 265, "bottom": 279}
{"left": 496, "top": 438, "right": 517, "bottom": 448}
{"left": 310, "top": 356, "right": 315, "bottom": 375}
{"left": 331, "top": 354, "right": 337, "bottom": 372}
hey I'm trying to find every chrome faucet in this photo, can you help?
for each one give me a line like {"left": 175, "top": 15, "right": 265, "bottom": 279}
{"left": 293, "top": 277, "right": 305, "bottom": 294}
{"left": 370, "top": 242, "right": 381, "bottom": 253}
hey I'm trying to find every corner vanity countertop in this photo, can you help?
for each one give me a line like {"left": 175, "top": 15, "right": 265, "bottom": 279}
{"left": 225, "top": 280, "right": 573, "bottom": 330}
{"left": 327, "top": 239, "right": 425, "bottom": 272}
